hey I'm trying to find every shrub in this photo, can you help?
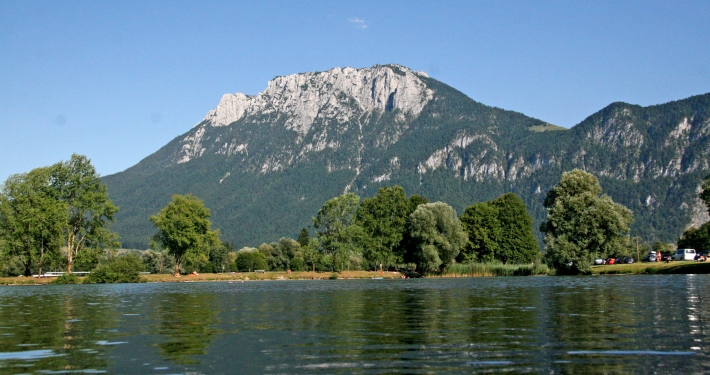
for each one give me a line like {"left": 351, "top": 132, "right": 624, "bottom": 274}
{"left": 52, "top": 273, "right": 81, "bottom": 284}
{"left": 84, "top": 253, "right": 145, "bottom": 283}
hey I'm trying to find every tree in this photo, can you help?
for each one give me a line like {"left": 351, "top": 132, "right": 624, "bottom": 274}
{"left": 677, "top": 177, "right": 710, "bottom": 251}
{"left": 677, "top": 225, "right": 710, "bottom": 251}
{"left": 490, "top": 193, "right": 538, "bottom": 263}
{"left": 408, "top": 202, "right": 467, "bottom": 273}
{"left": 298, "top": 228, "right": 310, "bottom": 247}
{"left": 459, "top": 193, "right": 537, "bottom": 264}
{"left": 701, "top": 175, "right": 710, "bottom": 215}
{"left": 459, "top": 202, "right": 501, "bottom": 263}
{"left": 312, "top": 193, "right": 364, "bottom": 271}
{"left": 50, "top": 154, "right": 119, "bottom": 273}
{"left": 355, "top": 186, "right": 411, "bottom": 269}
{"left": 541, "top": 169, "right": 633, "bottom": 274}
{"left": 236, "top": 248, "right": 267, "bottom": 272}
{"left": 150, "top": 194, "right": 219, "bottom": 275}
{"left": 0, "top": 167, "right": 66, "bottom": 276}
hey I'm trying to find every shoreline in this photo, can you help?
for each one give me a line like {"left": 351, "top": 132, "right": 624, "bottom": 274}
{"left": 3, "top": 261, "right": 710, "bottom": 286}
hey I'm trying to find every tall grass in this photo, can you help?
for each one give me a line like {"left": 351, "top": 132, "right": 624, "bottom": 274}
{"left": 441, "top": 262, "right": 549, "bottom": 277}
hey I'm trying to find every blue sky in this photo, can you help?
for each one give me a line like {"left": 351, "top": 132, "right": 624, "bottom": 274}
{"left": 1, "top": 1, "right": 708, "bottom": 183}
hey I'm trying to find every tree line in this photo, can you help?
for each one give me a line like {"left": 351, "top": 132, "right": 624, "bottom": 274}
{"left": 2, "top": 154, "right": 708, "bottom": 279}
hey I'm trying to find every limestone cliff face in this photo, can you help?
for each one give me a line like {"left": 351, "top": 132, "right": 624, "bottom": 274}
{"left": 178, "top": 65, "right": 433, "bottom": 165}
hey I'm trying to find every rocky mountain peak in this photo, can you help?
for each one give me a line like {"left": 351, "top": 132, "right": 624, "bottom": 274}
{"left": 202, "top": 64, "right": 433, "bottom": 135}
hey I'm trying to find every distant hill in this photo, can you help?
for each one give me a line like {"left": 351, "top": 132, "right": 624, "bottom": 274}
{"left": 103, "top": 64, "right": 710, "bottom": 249}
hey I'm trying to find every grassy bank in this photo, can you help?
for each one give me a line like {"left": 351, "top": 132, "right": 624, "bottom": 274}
{"left": 439, "top": 262, "right": 550, "bottom": 277}
{"left": 592, "top": 260, "right": 710, "bottom": 275}
{"left": 0, "top": 270, "right": 404, "bottom": 285}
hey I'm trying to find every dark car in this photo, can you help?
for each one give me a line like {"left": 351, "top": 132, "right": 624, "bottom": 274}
{"left": 661, "top": 253, "right": 673, "bottom": 262}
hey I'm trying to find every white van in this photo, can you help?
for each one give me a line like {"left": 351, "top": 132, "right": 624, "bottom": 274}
{"left": 673, "top": 248, "right": 696, "bottom": 261}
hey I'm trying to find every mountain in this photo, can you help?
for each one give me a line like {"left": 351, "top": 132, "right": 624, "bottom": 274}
{"left": 103, "top": 64, "right": 710, "bottom": 249}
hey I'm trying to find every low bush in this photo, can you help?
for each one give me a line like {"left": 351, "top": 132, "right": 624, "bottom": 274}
{"left": 52, "top": 273, "right": 81, "bottom": 284}
{"left": 84, "top": 254, "right": 145, "bottom": 284}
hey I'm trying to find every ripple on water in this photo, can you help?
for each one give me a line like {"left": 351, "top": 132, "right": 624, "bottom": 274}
{"left": 0, "top": 349, "right": 64, "bottom": 360}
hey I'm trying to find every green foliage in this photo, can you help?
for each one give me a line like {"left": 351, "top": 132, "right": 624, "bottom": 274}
{"left": 701, "top": 175, "right": 710, "bottom": 215}
{"left": 235, "top": 248, "right": 267, "bottom": 272}
{"left": 677, "top": 223, "right": 710, "bottom": 251}
{"left": 313, "top": 193, "right": 364, "bottom": 271}
{"left": 0, "top": 167, "right": 66, "bottom": 276}
{"left": 51, "top": 154, "right": 120, "bottom": 272}
{"left": 297, "top": 228, "right": 310, "bottom": 247}
{"left": 652, "top": 241, "right": 674, "bottom": 254}
{"left": 408, "top": 202, "right": 467, "bottom": 273}
{"left": 490, "top": 193, "right": 538, "bottom": 263}
{"left": 459, "top": 202, "right": 500, "bottom": 262}
{"left": 150, "top": 194, "right": 220, "bottom": 275}
{"left": 676, "top": 175, "right": 710, "bottom": 251}
{"left": 355, "top": 186, "right": 411, "bottom": 268}
{"left": 142, "top": 249, "right": 175, "bottom": 274}
{"left": 51, "top": 273, "right": 81, "bottom": 284}
{"left": 84, "top": 253, "right": 145, "bottom": 283}
{"left": 541, "top": 170, "right": 633, "bottom": 274}
{"left": 203, "top": 241, "right": 235, "bottom": 273}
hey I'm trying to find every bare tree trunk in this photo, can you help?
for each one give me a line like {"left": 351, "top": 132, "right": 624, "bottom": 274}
{"left": 66, "top": 230, "right": 74, "bottom": 274}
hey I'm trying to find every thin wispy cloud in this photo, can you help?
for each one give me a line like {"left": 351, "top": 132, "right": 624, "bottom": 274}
{"left": 349, "top": 17, "right": 367, "bottom": 29}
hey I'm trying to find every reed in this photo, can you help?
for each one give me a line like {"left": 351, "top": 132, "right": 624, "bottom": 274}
{"left": 441, "top": 262, "right": 549, "bottom": 277}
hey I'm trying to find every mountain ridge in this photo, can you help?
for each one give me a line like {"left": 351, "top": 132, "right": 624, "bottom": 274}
{"left": 103, "top": 64, "right": 710, "bottom": 249}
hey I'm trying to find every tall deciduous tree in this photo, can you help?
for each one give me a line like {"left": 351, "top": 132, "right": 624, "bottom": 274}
{"left": 459, "top": 193, "right": 537, "bottom": 264}
{"left": 459, "top": 202, "right": 501, "bottom": 263}
{"left": 491, "top": 193, "right": 538, "bottom": 263}
{"left": 541, "top": 169, "right": 633, "bottom": 274}
{"left": 150, "top": 194, "right": 219, "bottom": 275}
{"left": 312, "top": 193, "right": 363, "bottom": 271}
{"left": 408, "top": 202, "right": 467, "bottom": 273}
{"left": 50, "top": 154, "right": 120, "bottom": 273}
{"left": 355, "top": 186, "right": 410, "bottom": 269}
{"left": 0, "top": 167, "right": 66, "bottom": 276}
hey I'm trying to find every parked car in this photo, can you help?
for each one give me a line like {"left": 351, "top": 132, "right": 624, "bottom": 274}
{"left": 617, "top": 257, "right": 628, "bottom": 264}
{"left": 695, "top": 251, "right": 708, "bottom": 262}
{"left": 606, "top": 257, "right": 616, "bottom": 265}
{"left": 642, "top": 252, "right": 657, "bottom": 262}
{"left": 661, "top": 253, "right": 673, "bottom": 262}
{"left": 624, "top": 257, "right": 634, "bottom": 264}
{"left": 594, "top": 258, "right": 606, "bottom": 265}
{"left": 673, "top": 248, "right": 696, "bottom": 261}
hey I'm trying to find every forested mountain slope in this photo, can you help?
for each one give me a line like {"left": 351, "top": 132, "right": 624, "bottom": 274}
{"left": 103, "top": 64, "right": 710, "bottom": 249}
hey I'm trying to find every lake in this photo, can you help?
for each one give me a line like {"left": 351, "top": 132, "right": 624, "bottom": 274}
{"left": 0, "top": 275, "right": 708, "bottom": 374}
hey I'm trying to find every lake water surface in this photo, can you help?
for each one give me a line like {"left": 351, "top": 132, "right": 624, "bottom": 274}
{"left": 1, "top": 275, "right": 709, "bottom": 374}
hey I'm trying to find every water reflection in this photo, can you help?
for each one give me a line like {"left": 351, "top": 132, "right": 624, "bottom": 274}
{"left": 1, "top": 276, "right": 710, "bottom": 374}
{"left": 153, "top": 292, "right": 219, "bottom": 365}
{"left": 0, "top": 286, "right": 120, "bottom": 375}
